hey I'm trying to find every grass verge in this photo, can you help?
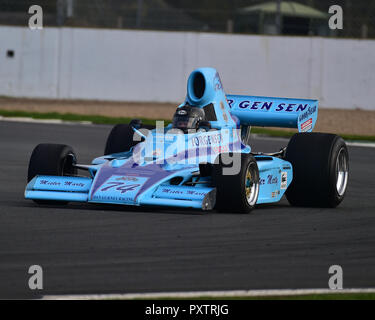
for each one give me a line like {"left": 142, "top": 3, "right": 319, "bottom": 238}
{"left": 0, "top": 109, "right": 161, "bottom": 126}
{"left": 1, "top": 109, "right": 375, "bottom": 142}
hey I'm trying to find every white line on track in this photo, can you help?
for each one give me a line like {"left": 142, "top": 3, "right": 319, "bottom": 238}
{"left": 0, "top": 116, "right": 92, "bottom": 125}
{"left": 346, "top": 141, "right": 375, "bottom": 148}
{"left": 42, "top": 288, "right": 375, "bottom": 300}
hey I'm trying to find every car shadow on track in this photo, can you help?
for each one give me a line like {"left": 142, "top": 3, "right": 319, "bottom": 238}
{"left": 17, "top": 201, "right": 203, "bottom": 216}
{"left": 15, "top": 198, "right": 293, "bottom": 217}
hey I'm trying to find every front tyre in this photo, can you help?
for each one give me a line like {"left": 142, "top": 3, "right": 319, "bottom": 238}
{"left": 212, "top": 153, "right": 260, "bottom": 213}
{"left": 104, "top": 123, "right": 155, "bottom": 155}
{"left": 27, "top": 144, "right": 77, "bottom": 205}
{"left": 285, "top": 133, "right": 349, "bottom": 208}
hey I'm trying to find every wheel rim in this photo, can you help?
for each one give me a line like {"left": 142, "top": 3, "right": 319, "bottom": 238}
{"left": 245, "top": 162, "right": 259, "bottom": 206}
{"left": 336, "top": 147, "right": 348, "bottom": 196}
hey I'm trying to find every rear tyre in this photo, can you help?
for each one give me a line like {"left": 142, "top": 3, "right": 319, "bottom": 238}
{"left": 285, "top": 133, "right": 349, "bottom": 208}
{"left": 104, "top": 123, "right": 155, "bottom": 155}
{"left": 27, "top": 144, "right": 77, "bottom": 205}
{"left": 212, "top": 153, "right": 259, "bottom": 213}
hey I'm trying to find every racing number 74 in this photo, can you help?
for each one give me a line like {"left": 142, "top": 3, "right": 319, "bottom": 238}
{"left": 101, "top": 182, "right": 140, "bottom": 194}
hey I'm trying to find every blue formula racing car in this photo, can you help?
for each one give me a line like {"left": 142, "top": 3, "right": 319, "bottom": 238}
{"left": 25, "top": 68, "right": 349, "bottom": 213}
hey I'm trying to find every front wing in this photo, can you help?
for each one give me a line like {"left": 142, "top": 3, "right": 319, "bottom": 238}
{"left": 25, "top": 156, "right": 293, "bottom": 210}
{"left": 25, "top": 175, "right": 217, "bottom": 210}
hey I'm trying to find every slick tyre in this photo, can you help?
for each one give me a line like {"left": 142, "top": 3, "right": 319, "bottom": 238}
{"left": 27, "top": 144, "right": 77, "bottom": 205}
{"left": 104, "top": 123, "right": 154, "bottom": 155}
{"left": 212, "top": 153, "right": 260, "bottom": 213}
{"left": 285, "top": 133, "right": 349, "bottom": 208}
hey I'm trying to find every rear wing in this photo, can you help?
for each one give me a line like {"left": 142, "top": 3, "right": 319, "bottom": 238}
{"left": 227, "top": 95, "right": 318, "bottom": 132}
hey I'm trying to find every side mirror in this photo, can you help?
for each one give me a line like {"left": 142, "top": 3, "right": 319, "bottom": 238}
{"left": 130, "top": 119, "right": 148, "bottom": 142}
{"left": 198, "top": 121, "right": 211, "bottom": 130}
{"left": 130, "top": 119, "right": 142, "bottom": 129}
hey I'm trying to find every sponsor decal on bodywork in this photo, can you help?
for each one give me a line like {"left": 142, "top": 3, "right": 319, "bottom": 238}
{"left": 153, "top": 185, "right": 212, "bottom": 201}
{"left": 271, "top": 190, "right": 280, "bottom": 198}
{"left": 91, "top": 175, "right": 149, "bottom": 204}
{"left": 132, "top": 127, "right": 243, "bottom": 166}
{"left": 160, "top": 187, "right": 206, "bottom": 197}
{"left": 260, "top": 174, "right": 278, "bottom": 185}
{"left": 236, "top": 100, "right": 309, "bottom": 112}
{"left": 281, "top": 172, "right": 288, "bottom": 190}
{"left": 89, "top": 160, "right": 181, "bottom": 203}
{"left": 227, "top": 98, "right": 234, "bottom": 109}
{"left": 301, "top": 118, "right": 313, "bottom": 132}
{"left": 213, "top": 72, "right": 223, "bottom": 91}
{"left": 31, "top": 176, "right": 92, "bottom": 192}
{"left": 298, "top": 106, "right": 317, "bottom": 122}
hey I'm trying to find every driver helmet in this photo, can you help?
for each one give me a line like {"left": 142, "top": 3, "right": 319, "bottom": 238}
{"left": 172, "top": 105, "right": 205, "bottom": 132}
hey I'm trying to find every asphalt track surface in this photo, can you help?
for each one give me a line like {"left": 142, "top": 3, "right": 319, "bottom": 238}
{"left": 0, "top": 121, "right": 374, "bottom": 298}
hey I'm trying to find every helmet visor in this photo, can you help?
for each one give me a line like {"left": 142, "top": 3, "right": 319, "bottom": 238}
{"left": 172, "top": 116, "right": 198, "bottom": 130}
